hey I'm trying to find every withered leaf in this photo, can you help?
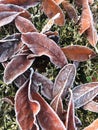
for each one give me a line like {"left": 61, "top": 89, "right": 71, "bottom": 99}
{"left": 32, "top": 72, "right": 53, "bottom": 100}
{"left": 0, "top": 11, "right": 22, "bottom": 27}
{"left": 66, "top": 89, "right": 76, "bottom": 130}
{"left": 0, "top": 33, "right": 21, "bottom": 62}
{"left": 4, "top": 55, "right": 34, "bottom": 84}
{"left": 1, "top": 96, "right": 14, "bottom": 105}
{"left": 15, "top": 16, "right": 38, "bottom": 33}
{"left": 0, "top": 0, "right": 40, "bottom": 9}
{"left": 75, "top": 0, "right": 94, "bottom": 6}
{"left": 83, "top": 101, "right": 98, "bottom": 113}
{"left": 21, "top": 32, "right": 68, "bottom": 68}
{"left": 30, "top": 90, "right": 66, "bottom": 130}
{"left": 73, "top": 82, "right": 98, "bottom": 108}
{"left": 15, "top": 81, "right": 40, "bottom": 130}
{"left": 62, "top": 1, "right": 78, "bottom": 23}
{"left": 52, "top": 64, "right": 76, "bottom": 98}
{"left": 0, "top": 4, "right": 31, "bottom": 18}
{"left": 83, "top": 119, "right": 98, "bottom": 130}
{"left": 62, "top": 45, "right": 96, "bottom": 62}
{"left": 53, "top": 0, "right": 64, "bottom": 4}
{"left": 42, "top": 0, "right": 65, "bottom": 26}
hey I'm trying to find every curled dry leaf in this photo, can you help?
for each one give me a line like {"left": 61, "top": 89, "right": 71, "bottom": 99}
{"left": 1, "top": 96, "right": 14, "bottom": 105}
{"left": 0, "top": 33, "right": 21, "bottom": 62}
{"left": 32, "top": 72, "right": 53, "bottom": 100}
{"left": 42, "top": 0, "right": 65, "bottom": 26}
{"left": 0, "top": 0, "right": 40, "bottom": 9}
{"left": 15, "top": 81, "right": 40, "bottom": 130}
{"left": 66, "top": 89, "right": 76, "bottom": 130}
{"left": 0, "top": 4, "right": 31, "bottom": 18}
{"left": 4, "top": 55, "right": 34, "bottom": 84}
{"left": 62, "top": 45, "right": 96, "bottom": 62}
{"left": 52, "top": 64, "right": 76, "bottom": 98}
{"left": 21, "top": 32, "right": 68, "bottom": 68}
{"left": 0, "top": 11, "right": 23, "bottom": 27}
{"left": 30, "top": 90, "right": 66, "bottom": 130}
{"left": 73, "top": 82, "right": 98, "bottom": 108}
{"left": 15, "top": 16, "right": 38, "bottom": 33}
{"left": 62, "top": 1, "right": 78, "bottom": 23}
{"left": 53, "top": 0, "right": 64, "bottom": 5}
{"left": 83, "top": 101, "right": 98, "bottom": 113}
{"left": 83, "top": 119, "right": 98, "bottom": 130}
{"left": 75, "top": 0, "right": 94, "bottom": 6}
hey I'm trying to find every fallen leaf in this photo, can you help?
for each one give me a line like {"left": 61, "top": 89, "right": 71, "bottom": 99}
{"left": 83, "top": 119, "right": 98, "bottom": 130}
{"left": 4, "top": 55, "right": 34, "bottom": 84}
{"left": 1, "top": 96, "right": 14, "bottom": 105}
{"left": 15, "top": 81, "right": 40, "bottom": 130}
{"left": 53, "top": 0, "right": 64, "bottom": 5}
{"left": 52, "top": 64, "right": 76, "bottom": 98}
{"left": 15, "top": 16, "right": 38, "bottom": 33}
{"left": 66, "top": 89, "right": 76, "bottom": 130}
{"left": 0, "top": 33, "right": 21, "bottom": 62}
{"left": 62, "top": 1, "right": 78, "bottom": 23}
{"left": 42, "top": 0, "right": 65, "bottom": 26}
{"left": 83, "top": 101, "right": 98, "bottom": 113}
{"left": 21, "top": 32, "right": 68, "bottom": 68}
{"left": 62, "top": 45, "right": 96, "bottom": 62}
{"left": 73, "top": 82, "right": 98, "bottom": 108}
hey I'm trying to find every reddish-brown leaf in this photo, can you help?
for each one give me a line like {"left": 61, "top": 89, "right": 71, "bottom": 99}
{"left": 21, "top": 32, "right": 68, "bottom": 68}
{"left": 15, "top": 16, "right": 38, "bottom": 33}
{"left": 30, "top": 91, "right": 66, "bottom": 130}
{"left": 0, "top": 4, "right": 31, "bottom": 18}
{"left": 42, "top": 0, "right": 65, "bottom": 26}
{"left": 62, "top": 45, "right": 96, "bottom": 62}
{"left": 1, "top": 96, "right": 14, "bottom": 105}
{"left": 0, "top": 33, "right": 21, "bottom": 62}
{"left": 15, "top": 81, "right": 40, "bottom": 130}
{"left": 62, "top": 1, "right": 78, "bottom": 23}
{"left": 73, "top": 82, "right": 98, "bottom": 108}
{"left": 52, "top": 64, "right": 76, "bottom": 98}
{"left": 83, "top": 101, "right": 98, "bottom": 113}
{"left": 66, "top": 89, "right": 76, "bottom": 130}
{"left": 83, "top": 119, "right": 98, "bottom": 130}
{"left": 53, "top": 0, "right": 64, "bottom": 4}
{"left": 4, "top": 55, "right": 34, "bottom": 84}
{"left": 0, "top": 11, "right": 22, "bottom": 27}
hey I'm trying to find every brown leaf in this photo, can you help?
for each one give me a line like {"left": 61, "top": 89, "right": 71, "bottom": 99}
{"left": 62, "top": 1, "right": 78, "bottom": 23}
{"left": 52, "top": 64, "right": 76, "bottom": 98}
{"left": 53, "top": 0, "right": 64, "bottom": 4}
{"left": 4, "top": 55, "right": 34, "bottom": 84}
{"left": 42, "top": 0, "right": 65, "bottom": 26}
{"left": 0, "top": 4, "right": 31, "bottom": 18}
{"left": 21, "top": 32, "right": 68, "bottom": 68}
{"left": 62, "top": 45, "right": 96, "bottom": 62}
{"left": 30, "top": 90, "right": 66, "bottom": 130}
{"left": 1, "top": 96, "right": 14, "bottom": 105}
{"left": 32, "top": 72, "right": 53, "bottom": 100}
{"left": 83, "top": 101, "right": 98, "bottom": 113}
{"left": 15, "top": 81, "right": 40, "bottom": 130}
{"left": 15, "top": 16, "right": 38, "bottom": 33}
{"left": 83, "top": 119, "right": 98, "bottom": 130}
{"left": 75, "top": 0, "right": 94, "bottom": 6}
{"left": 73, "top": 82, "right": 98, "bottom": 108}
{"left": 0, "top": 11, "right": 22, "bottom": 27}
{"left": 0, "top": 0, "right": 40, "bottom": 9}
{"left": 0, "top": 33, "right": 21, "bottom": 62}
{"left": 66, "top": 89, "right": 76, "bottom": 130}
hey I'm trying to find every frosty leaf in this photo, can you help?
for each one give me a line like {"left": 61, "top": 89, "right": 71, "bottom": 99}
{"left": 53, "top": 64, "right": 76, "bottom": 98}
{"left": 30, "top": 91, "right": 66, "bottom": 130}
{"left": 73, "top": 82, "right": 98, "bottom": 108}
{"left": 21, "top": 32, "right": 68, "bottom": 68}
{"left": 32, "top": 72, "right": 53, "bottom": 100}
{"left": 0, "top": 11, "right": 22, "bottom": 27}
{"left": 66, "top": 89, "right": 76, "bottom": 130}
{"left": 15, "top": 16, "right": 38, "bottom": 33}
{"left": 15, "top": 81, "right": 40, "bottom": 130}
{"left": 83, "top": 101, "right": 98, "bottom": 113}
{"left": 0, "top": 4, "right": 31, "bottom": 18}
{"left": 0, "top": 33, "right": 21, "bottom": 62}
{"left": 4, "top": 55, "right": 34, "bottom": 84}
{"left": 83, "top": 119, "right": 98, "bottom": 130}
{"left": 62, "top": 1, "right": 78, "bottom": 23}
{"left": 62, "top": 45, "right": 96, "bottom": 62}
{"left": 42, "top": 0, "right": 65, "bottom": 26}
